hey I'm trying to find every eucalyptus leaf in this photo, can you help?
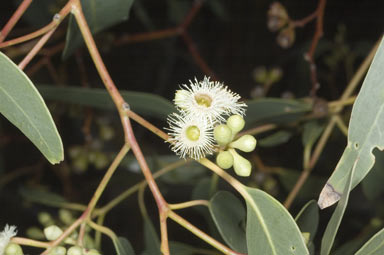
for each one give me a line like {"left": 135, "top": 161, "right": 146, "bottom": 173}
{"left": 37, "top": 85, "right": 175, "bottom": 119}
{"left": 113, "top": 236, "right": 135, "bottom": 255}
{"left": 169, "top": 241, "right": 196, "bottom": 255}
{"left": 243, "top": 186, "right": 308, "bottom": 255}
{"left": 258, "top": 130, "right": 292, "bottom": 147}
{"left": 295, "top": 200, "right": 319, "bottom": 244}
{"left": 318, "top": 36, "right": 384, "bottom": 209}
{"left": 142, "top": 218, "right": 160, "bottom": 255}
{"left": 209, "top": 191, "right": 247, "bottom": 253}
{"left": 355, "top": 228, "right": 384, "bottom": 255}
{"left": 0, "top": 52, "right": 63, "bottom": 164}
{"left": 302, "top": 121, "right": 325, "bottom": 148}
{"left": 63, "top": 0, "right": 134, "bottom": 58}
{"left": 361, "top": 150, "right": 384, "bottom": 200}
{"left": 19, "top": 187, "right": 67, "bottom": 207}
{"left": 245, "top": 98, "right": 311, "bottom": 125}
{"left": 320, "top": 159, "right": 356, "bottom": 255}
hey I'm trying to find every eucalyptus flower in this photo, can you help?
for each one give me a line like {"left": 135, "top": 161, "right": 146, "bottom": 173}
{"left": 174, "top": 76, "right": 246, "bottom": 124}
{"left": 167, "top": 113, "right": 215, "bottom": 159}
{"left": 0, "top": 225, "right": 17, "bottom": 255}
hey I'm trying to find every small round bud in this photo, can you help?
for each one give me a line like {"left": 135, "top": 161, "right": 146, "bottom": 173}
{"left": 26, "top": 226, "right": 45, "bottom": 240}
{"left": 252, "top": 66, "right": 268, "bottom": 83}
{"left": 59, "top": 209, "right": 74, "bottom": 225}
{"left": 230, "top": 135, "right": 257, "bottom": 152}
{"left": 49, "top": 246, "right": 66, "bottom": 255}
{"left": 4, "top": 243, "right": 23, "bottom": 255}
{"left": 38, "top": 212, "right": 54, "bottom": 227}
{"left": 229, "top": 149, "right": 252, "bottom": 177}
{"left": 227, "top": 115, "right": 245, "bottom": 134}
{"left": 277, "top": 26, "right": 295, "bottom": 49}
{"left": 44, "top": 225, "right": 63, "bottom": 241}
{"left": 72, "top": 154, "right": 89, "bottom": 173}
{"left": 83, "top": 248, "right": 101, "bottom": 255}
{"left": 67, "top": 246, "right": 83, "bottom": 255}
{"left": 216, "top": 151, "right": 234, "bottom": 169}
{"left": 99, "top": 124, "right": 115, "bottom": 141}
{"left": 93, "top": 152, "right": 109, "bottom": 170}
{"left": 214, "top": 124, "right": 232, "bottom": 146}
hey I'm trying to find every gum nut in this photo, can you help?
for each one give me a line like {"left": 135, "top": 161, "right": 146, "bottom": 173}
{"left": 230, "top": 135, "right": 257, "bottom": 152}
{"left": 216, "top": 151, "right": 234, "bottom": 169}
{"left": 229, "top": 149, "right": 252, "bottom": 177}
{"left": 49, "top": 246, "right": 66, "bottom": 255}
{"left": 214, "top": 124, "right": 233, "bottom": 146}
{"left": 67, "top": 246, "right": 83, "bottom": 255}
{"left": 227, "top": 115, "right": 245, "bottom": 134}
{"left": 4, "top": 243, "right": 23, "bottom": 255}
{"left": 44, "top": 225, "right": 63, "bottom": 241}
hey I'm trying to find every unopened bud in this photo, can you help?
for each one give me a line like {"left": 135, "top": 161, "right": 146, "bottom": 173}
{"left": 214, "top": 124, "right": 233, "bottom": 146}
{"left": 226, "top": 115, "right": 245, "bottom": 135}
{"left": 67, "top": 246, "right": 83, "bottom": 255}
{"left": 44, "top": 225, "right": 63, "bottom": 241}
{"left": 230, "top": 135, "right": 257, "bottom": 152}
{"left": 49, "top": 246, "right": 66, "bottom": 255}
{"left": 4, "top": 243, "right": 23, "bottom": 255}
{"left": 216, "top": 151, "right": 234, "bottom": 169}
{"left": 229, "top": 149, "right": 252, "bottom": 177}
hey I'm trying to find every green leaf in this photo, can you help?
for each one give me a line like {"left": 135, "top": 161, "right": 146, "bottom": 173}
{"left": 245, "top": 98, "right": 311, "bottom": 124}
{"left": 258, "top": 130, "right": 293, "bottom": 147}
{"left": 361, "top": 150, "right": 384, "bottom": 200}
{"left": 242, "top": 186, "right": 308, "bottom": 255}
{"left": 320, "top": 159, "right": 356, "bottom": 255}
{"left": 0, "top": 52, "right": 63, "bottom": 164}
{"left": 37, "top": 85, "right": 175, "bottom": 119}
{"left": 63, "top": 0, "right": 135, "bottom": 58}
{"left": 318, "top": 36, "right": 384, "bottom": 209}
{"left": 295, "top": 200, "right": 319, "bottom": 244}
{"left": 302, "top": 121, "right": 325, "bottom": 148}
{"left": 209, "top": 191, "right": 247, "bottom": 253}
{"left": 169, "top": 241, "right": 197, "bottom": 255}
{"left": 19, "top": 186, "right": 67, "bottom": 207}
{"left": 113, "top": 236, "right": 135, "bottom": 255}
{"left": 355, "top": 228, "right": 384, "bottom": 255}
{"left": 142, "top": 218, "right": 161, "bottom": 255}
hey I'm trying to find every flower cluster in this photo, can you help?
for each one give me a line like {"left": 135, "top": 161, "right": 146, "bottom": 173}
{"left": 166, "top": 77, "right": 254, "bottom": 165}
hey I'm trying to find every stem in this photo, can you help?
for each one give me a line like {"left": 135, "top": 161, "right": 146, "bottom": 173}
{"left": 169, "top": 200, "right": 210, "bottom": 210}
{"left": 0, "top": 0, "right": 32, "bottom": 43}
{"left": 11, "top": 237, "right": 50, "bottom": 249}
{"left": 168, "top": 210, "right": 244, "bottom": 255}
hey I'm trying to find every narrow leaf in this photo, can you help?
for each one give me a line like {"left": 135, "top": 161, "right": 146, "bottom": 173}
{"left": 37, "top": 85, "right": 175, "bottom": 119}
{"left": 113, "top": 236, "right": 135, "bottom": 255}
{"left": 258, "top": 130, "right": 292, "bottom": 147}
{"left": 320, "top": 159, "right": 356, "bottom": 255}
{"left": 63, "top": 0, "right": 135, "bottom": 57}
{"left": 0, "top": 52, "right": 63, "bottom": 164}
{"left": 295, "top": 200, "right": 319, "bottom": 244}
{"left": 209, "top": 191, "right": 247, "bottom": 253}
{"left": 142, "top": 218, "right": 161, "bottom": 255}
{"left": 243, "top": 186, "right": 308, "bottom": 255}
{"left": 355, "top": 228, "right": 384, "bottom": 255}
{"left": 318, "top": 36, "right": 384, "bottom": 209}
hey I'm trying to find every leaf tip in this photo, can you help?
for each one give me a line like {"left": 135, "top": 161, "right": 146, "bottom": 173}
{"left": 318, "top": 183, "right": 341, "bottom": 209}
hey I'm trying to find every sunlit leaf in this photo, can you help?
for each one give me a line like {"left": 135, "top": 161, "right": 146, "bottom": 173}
{"left": 209, "top": 191, "right": 247, "bottom": 253}
{"left": 0, "top": 52, "right": 63, "bottom": 164}
{"left": 318, "top": 37, "right": 384, "bottom": 209}
{"left": 320, "top": 159, "right": 356, "bottom": 255}
{"left": 37, "top": 85, "right": 175, "bottom": 119}
{"left": 355, "top": 228, "right": 384, "bottom": 255}
{"left": 243, "top": 186, "right": 308, "bottom": 255}
{"left": 63, "top": 0, "right": 135, "bottom": 57}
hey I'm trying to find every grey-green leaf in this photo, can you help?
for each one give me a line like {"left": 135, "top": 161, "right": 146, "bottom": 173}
{"left": 113, "top": 236, "right": 135, "bottom": 255}
{"left": 318, "top": 36, "right": 384, "bottom": 209}
{"left": 258, "top": 130, "right": 292, "bottom": 147}
{"left": 37, "top": 85, "right": 175, "bottom": 119}
{"left": 243, "top": 186, "right": 309, "bottom": 255}
{"left": 355, "top": 228, "right": 384, "bottom": 255}
{"left": 0, "top": 52, "right": 63, "bottom": 164}
{"left": 320, "top": 159, "right": 356, "bottom": 255}
{"left": 63, "top": 0, "right": 135, "bottom": 58}
{"left": 295, "top": 200, "right": 319, "bottom": 244}
{"left": 209, "top": 191, "right": 247, "bottom": 253}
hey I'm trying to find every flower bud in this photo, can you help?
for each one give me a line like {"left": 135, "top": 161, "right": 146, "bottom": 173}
{"left": 99, "top": 124, "right": 115, "bottom": 141}
{"left": 174, "top": 90, "right": 190, "bottom": 110}
{"left": 214, "top": 124, "right": 232, "bottom": 146}
{"left": 216, "top": 151, "right": 234, "bottom": 169}
{"left": 267, "top": 2, "right": 289, "bottom": 32}
{"left": 49, "top": 246, "right": 66, "bottom": 255}
{"left": 226, "top": 115, "right": 245, "bottom": 135}
{"left": 230, "top": 135, "right": 257, "bottom": 152}
{"left": 4, "top": 243, "right": 23, "bottom": 255}
{"left": 26, "top": 226, "right": 45, "bottom": 240}
{"left": 93, "top": 151, "right": 109, "bottom": 170}
{"left": 277, "top": 26, "right": 295, "bottom": 49}
{"left": 38, "top": 212, "right": 54, "bottom": 227}
{"left": 59, "top": 209, "right": 74, "bottom": 225}
{"left": 229, "top": 149, "right": 252, "bottom": 177}
{"left": 67, "top": 246, "right": 83, "bottom": 255}
{"left": 44, "top": 225, "right": 63, "bottom": 241}
{"left": 83, "top": 248, "right": 101, "bottom": 255}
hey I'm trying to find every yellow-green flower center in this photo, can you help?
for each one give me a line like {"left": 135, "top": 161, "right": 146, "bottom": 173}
{"left": 195, "top": 93, "right": 212, "bottom": 107}
{"left": 186, "top": 125, "right": 200, "bottom": 141}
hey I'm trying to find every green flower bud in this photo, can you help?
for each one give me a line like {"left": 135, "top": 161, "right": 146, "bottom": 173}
{"left": 229, "top": 149, "right": 252, "bottom": 177}
{"left": 83, "top": 234, "right": 95, "bottom": 249}
{"left": 230, "top": 135, "right": 257, "bottom": 152}
{"left": 26, "top": 226, "right": 45, "bottom": 240}
{"left": 93, "top": 151, "right": 109, "bottom": 170}
{"left": 99, "top": 124, "right": 115, "bottom": 141}
{"left": 49, "top": 246, "right": 66, "bottom": 255}
{"left": 38, "top": 212, "right": 54, "bottom": 227}
{"left": 4, "top": 243, "right": 23, "bottom": 255}
{"left": 73, "top": 153, "right": 89, "bottom": 173}
{"left": 59, "top": 209, "right": 74, "bottom": 225}
{"left": 44, "top": 225, "right": 63, "bottom": 241}
{"left": 83, "top": 248, "right": 101, "bottom": 255}
{"left": 67, "top": 246, "right": 83, "bottom": 255}
{"left": 216, "top": 151, "right": 234, "bottom": 169}
{"left": 214, "top": 124, "right": 233, "bottom": 146}
{"left": 227, "top": 115, "right": 245, "bottom": 135}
